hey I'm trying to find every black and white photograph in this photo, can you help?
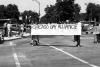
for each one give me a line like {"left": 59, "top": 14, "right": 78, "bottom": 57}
{"left": 0, "top": 0, "right": 100, "bottom": 67}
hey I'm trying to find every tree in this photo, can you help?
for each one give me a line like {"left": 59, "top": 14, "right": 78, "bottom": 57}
{"left": 21, "top": 10, "right": 39, "bottom": 24}
{"left": 56, "top": 0, "right": 75, "bottom": 21}
{"left": 86, "top": 3, "right": 100, "bottom": 22}
{"left": 43, "top": 5, "right": 58, "bottom": 23}
{"left": 79, "top": 13, "right": 87, "bottom": 21}
{"left": 41, "top": 0, "right": 81, "bottom": 23}
{"left": 0, "top": 5, "right": 6, "bottom": 19}
{"left": 74, "top": 4, "right": 81, "bottom": 21}
{"left": 6, "top": 4, "right": 20, "bottom": 20}
{"left": 56, "top": 0, "right": 62, "bottom": 3}
{"left": 0, "top": 4, "right": 20, "bottom": 20}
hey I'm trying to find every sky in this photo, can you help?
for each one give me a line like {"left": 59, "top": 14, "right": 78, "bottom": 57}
{"left": 0, "top": 0, "right": 100, "bottom": 17}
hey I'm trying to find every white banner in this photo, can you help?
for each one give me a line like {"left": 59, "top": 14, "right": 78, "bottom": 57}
{"left": 31, "top": 23, "right": 81, "bottom": 35}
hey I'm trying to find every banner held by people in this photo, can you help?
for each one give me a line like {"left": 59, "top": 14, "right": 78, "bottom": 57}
{"left": 31, "top": 23, "right": 81, "bottom": 35}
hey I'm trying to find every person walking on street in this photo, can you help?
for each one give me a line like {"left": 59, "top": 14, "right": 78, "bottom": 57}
{"left": 20, "top": 24, "right": 24, "bottom": 37}
{"left": 7, "top": 22, "right": 11, "bottom": 37}
{"left": 3, "top": 22, "right": 7, "bottom": 37}
{"left": 93, "top": 23, "right": 100, "bottom": 43}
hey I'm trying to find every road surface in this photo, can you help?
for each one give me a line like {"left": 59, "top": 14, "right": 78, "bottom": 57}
{"left": 0, "top": 35, "right": 100, "bottom": 67}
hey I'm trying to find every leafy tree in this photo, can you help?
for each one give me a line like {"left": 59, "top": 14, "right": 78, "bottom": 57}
{"left": 86, "top": 3, "right": 100, "bottom": 22}
{"left": 56, "top": 0, "right": 75, "bottom": 21}
{"left": 74, "top": 4, "right": 81, "bottom": 21}
{"left": 21, "top": 10, "right": 39, "bottom": 24}
{"left": 0, "top": 5, "right": 6, "bottom": 19}
{"left": 56, "top": 0, "right": 62, "bottom": 3}
{"left": 43, "top": 5, "right": 58, "bottom": 23}
{"left": 79, "top": 13, "right": 87, "bottom": 21}
{"left": 41, "top": 0, "right": 81, "bottom": 23}
{"left": 6, "top": 4, "right": 20, "bottom": 20}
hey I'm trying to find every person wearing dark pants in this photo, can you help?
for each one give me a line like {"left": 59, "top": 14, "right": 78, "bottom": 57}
{"left": 74, "top": 35, "right": 81, "bottom": 47}
{"left": 30, "top": 35, "right": 39, "bottom": 46}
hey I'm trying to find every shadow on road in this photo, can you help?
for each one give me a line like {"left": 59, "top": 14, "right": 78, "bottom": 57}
{"left": 34, "top": 44, "right": 77, "bottom": 47}
{"left": 39, "top": 35, "right": 57, "bottom": 38}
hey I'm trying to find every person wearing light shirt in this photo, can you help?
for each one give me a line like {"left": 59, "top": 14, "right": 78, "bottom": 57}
{"left": 7, "top": 22, "right": 11, "bottom": 37}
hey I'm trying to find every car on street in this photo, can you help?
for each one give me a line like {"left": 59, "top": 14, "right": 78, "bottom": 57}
{"left": 11, "top": 24, "right": 20, "bottom": 31}
{"left": 11, "top": 24, "right": 21, "bottom": 36}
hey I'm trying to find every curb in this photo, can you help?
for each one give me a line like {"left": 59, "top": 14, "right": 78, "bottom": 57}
{"left": 4, "top": 37, "right": 22, "bottom": 41}
{"left": 4, "top": 35, "right": 30, "bottom": 41}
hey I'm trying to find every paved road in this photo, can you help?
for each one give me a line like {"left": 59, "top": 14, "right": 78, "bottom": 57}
{"left": 0, "top": 35, "right": 100, "bottom": 67}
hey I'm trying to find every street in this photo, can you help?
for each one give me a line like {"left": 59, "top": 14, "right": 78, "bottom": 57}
{"left": 0, "top": 35, "right": 100, "bottom": 67}
{"left": 1, "top": 0, "right": 100, "bottom": 67}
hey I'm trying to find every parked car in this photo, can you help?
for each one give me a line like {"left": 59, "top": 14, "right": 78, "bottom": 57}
{"left": 82, "top": 24, "right": 93, "bottom": 31}
{"left": 11, "top": 24, "right": 20, "bottom": 31}
{"left": 82, "top": 24, "right": 94, "bottom": 34}
{"left": 0, "top": 27, "right": 4, "bottom": 44}
{"left": 10, "top": 24, "right": 21, "bottom": 36}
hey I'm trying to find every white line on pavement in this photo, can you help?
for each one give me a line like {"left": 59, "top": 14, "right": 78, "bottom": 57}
{"left": 0, "top": 42, "right": 16, "bottom": 47}
{"left": 41, "top": 41, "right": 99, "bottom": 67}
{"left": 50, "top": 46, "right": 99, "bottom": 67}
{"left": 13, "top": 53, "right": 21, "bottom": 67}
{"left": 10, "top": 42, "right": 16, "bottom": 46}
{"left": 10, "top": 42, "right": 21, "bottom": 67}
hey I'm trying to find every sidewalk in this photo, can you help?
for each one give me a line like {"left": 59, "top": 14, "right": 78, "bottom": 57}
{"left": 4, "top": 33, "right": 30, "bottom": 41}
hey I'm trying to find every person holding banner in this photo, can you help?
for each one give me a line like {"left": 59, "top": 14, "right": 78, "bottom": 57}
{"left": 30, "top": 22, "right": 39, "bottom": 46}
{"left": 74, "top": 21, "right": 82, "bottom": 47}
{"left": 74, "top": 35, "right": 81, "bottom": 47}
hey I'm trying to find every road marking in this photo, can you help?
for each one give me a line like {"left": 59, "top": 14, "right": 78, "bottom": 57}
{"left": 41, "top": 41, "right": 99, "bottom": 67}
{"left": 0, "top": 42, "right": 16, "bottom": 47}
{"left": 10, "top": 42, "right": 16, "bottom": 46}
{"left": 13, "top": 53, "right": 21, "bottom": 67}
{"left": 50, "top": 46, "right": 99, "bottom": 67}
{"left": 10, "top": 42, "right": 21, "bottom": 67}
{"left": 18, "top": 53, "right": 33, "bottom": 67}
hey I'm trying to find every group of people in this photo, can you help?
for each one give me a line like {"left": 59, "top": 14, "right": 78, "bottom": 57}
{"left": 4, "top": 22, "right": 12, "bottom": 37}
{"left": 3, "top": 22, "right": 25, "bottom": 37}
{"left": 30, "top": 20, "right": 100, "bottom": 47}
{"left": 73, "top": 23, "right": 100, "bottom": 47}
